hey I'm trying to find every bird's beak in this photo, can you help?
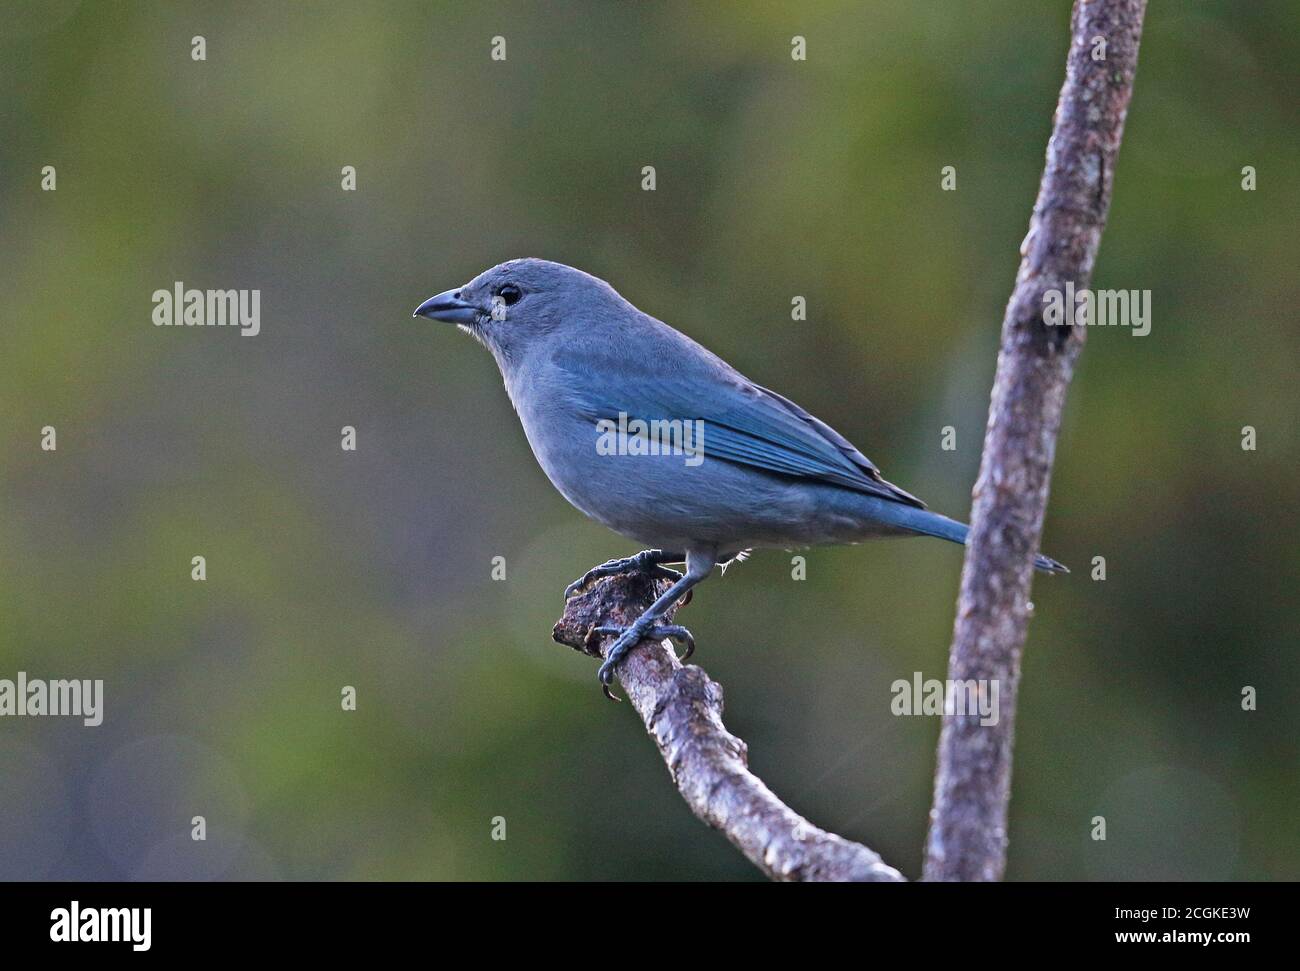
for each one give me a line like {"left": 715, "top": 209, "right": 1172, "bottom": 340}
{"left": 413, "top": 288, "right": 481, "bottom": 324}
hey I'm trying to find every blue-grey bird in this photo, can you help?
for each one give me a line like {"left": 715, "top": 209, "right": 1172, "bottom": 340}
{"left": 415, "top": 259, "right": 1066, "bottom": 695}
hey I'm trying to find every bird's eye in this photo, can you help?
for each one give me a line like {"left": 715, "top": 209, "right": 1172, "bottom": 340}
{"left": 497, "top": 284, "right": 523, "bottom": 306}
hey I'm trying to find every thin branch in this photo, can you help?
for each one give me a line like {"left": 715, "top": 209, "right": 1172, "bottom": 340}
{"left": 924, "top": 0, "right": 1148, "bottom": 881}
{"left": 554, "top": 572, "right": 905, "bottom": 882}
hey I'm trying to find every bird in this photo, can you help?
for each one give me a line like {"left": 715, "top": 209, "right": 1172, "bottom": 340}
{"left": 414, "top": 259, "right": 1066, "bottom": 697}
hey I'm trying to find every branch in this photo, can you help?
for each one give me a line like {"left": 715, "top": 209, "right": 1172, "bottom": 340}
{"left": 923, "top": 0, "right": 1148, "bottom": 881}
{"left": 554, "top": 572, "right": 905, "bottom": 882}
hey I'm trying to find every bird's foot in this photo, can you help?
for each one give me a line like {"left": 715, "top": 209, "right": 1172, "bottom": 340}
{"left": 586, "top": 623, "right": 696, "bottom": 700}
{"left": 564, "top": 549, "right": 683, "bottom": 601}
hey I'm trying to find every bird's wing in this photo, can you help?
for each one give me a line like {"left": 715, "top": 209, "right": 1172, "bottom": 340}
{"left": 744, "top": 382, "right": 926, "bottom": 507}
{"left": 558, "top": 346, "right": 926, "bottom": 509}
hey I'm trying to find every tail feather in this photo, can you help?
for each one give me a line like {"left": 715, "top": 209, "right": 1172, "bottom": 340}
{"left": 1032, "top": 551, "right": 1069, "bottom": 574}
{"left": 879, "top": 505, "right": 1068, "bottom": 575}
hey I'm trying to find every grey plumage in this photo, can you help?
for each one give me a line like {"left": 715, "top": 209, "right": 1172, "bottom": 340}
{"left": 415, "top": 259, "right": 1065, "bottom": 689}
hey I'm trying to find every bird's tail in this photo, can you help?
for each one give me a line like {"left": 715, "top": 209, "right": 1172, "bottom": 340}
{"left": 879, "top": 505, "right": 1068, "bottom": 574}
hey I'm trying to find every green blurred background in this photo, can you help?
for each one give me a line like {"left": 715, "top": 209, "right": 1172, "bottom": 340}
{"left": 1, "top": 0, "right": 1296, "bottom": 880}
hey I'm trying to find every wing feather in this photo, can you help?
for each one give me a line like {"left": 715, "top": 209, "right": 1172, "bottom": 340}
{"left": 558, "top": 347, "right": 925, "bottom": 508}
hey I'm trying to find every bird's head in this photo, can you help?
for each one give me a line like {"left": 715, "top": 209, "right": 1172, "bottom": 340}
{"left": 413, "top": 258, "right": 625, "bottom": 363}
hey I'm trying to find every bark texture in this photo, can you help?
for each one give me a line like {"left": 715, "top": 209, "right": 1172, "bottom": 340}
{"left": 923, "top": 0, "right": 1148, "bottom": 881}
{"left": 555, "top": 572, "right": 905, "bottom": 882}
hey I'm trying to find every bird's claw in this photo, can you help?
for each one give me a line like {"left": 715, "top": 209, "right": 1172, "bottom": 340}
{"left": 654, "top": 624, "right": 695, "bottom": 661}
{"left": 565, "top": 562, "right": 616, "bottom": 601}
{"left": 588, "top": 622, "right": 696, "bottom": 698}
{"left": 586, "top": 623, "right": 694, "bottom": 662}
{"left": 584, "top": 624, "right": 619, "bottom": 653}
{"left": 564, "top": 551, "right": 683, "bottom": 602}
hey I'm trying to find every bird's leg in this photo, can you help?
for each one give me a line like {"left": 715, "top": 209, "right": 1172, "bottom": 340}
{"left": 564, "top": 548, "right": 684, "bottom": 601}
{"left": 589, "top": 552, "right": 715, "bottom": 699}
